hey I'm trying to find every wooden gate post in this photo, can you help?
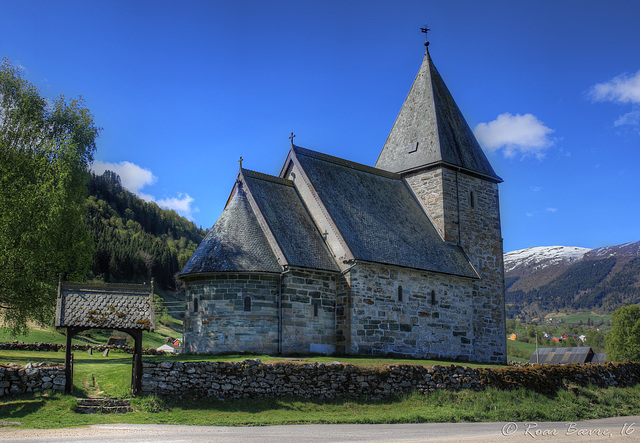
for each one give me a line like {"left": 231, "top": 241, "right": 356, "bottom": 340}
{"left": 64, "top": 327, "right": 81, "bottom": 393}
{"left": 131, "top": 329, "right": 143, "bottom": 395}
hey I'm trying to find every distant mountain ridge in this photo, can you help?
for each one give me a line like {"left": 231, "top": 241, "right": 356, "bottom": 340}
{"left": 504, "top": 241, "right": 640, "bottom": 319}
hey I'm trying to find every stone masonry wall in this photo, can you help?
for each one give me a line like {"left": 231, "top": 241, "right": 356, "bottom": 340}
{"left": 141, "top": 359, "right": 640, "bottom": 400}
{"left": 457, "top": 173, "right": 506, "bottom": 363}
{"left": 0, "top": 363, "right": 65, "bottom": 397}
{"left": 344, "top": 262, "right": 475, "bottom": 360}
{"left": 404, "top": 169, "right": 449, "bottom": 241}
{"left": 281, "top": 269, "right": 337, "bottom": 354}
{"left": 183, "top": 274, "right": 280, "bottom": 354}
{"left": 405, "top": 168, "right": 506, "bottom": 364}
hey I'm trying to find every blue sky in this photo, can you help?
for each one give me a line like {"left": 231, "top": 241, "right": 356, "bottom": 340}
{"left": 3, "top": 0, "right": 639, "bottom": 253}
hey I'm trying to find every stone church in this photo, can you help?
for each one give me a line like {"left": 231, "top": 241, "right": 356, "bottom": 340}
{"left": 179, "top": 42, "right": 507, "bottom": 363}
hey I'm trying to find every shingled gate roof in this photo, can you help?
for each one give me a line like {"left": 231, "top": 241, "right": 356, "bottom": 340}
{"left": 293, "top": 146, "right": 477, "bottom": 278}
{"left": 55, "top": 282, "right": 155, "bottom": 331}
{"left": 179, "top": 183, "right": 281, "bottom": 276}
{"left": 375, "top": 48, "right": 502, "bottom": 182}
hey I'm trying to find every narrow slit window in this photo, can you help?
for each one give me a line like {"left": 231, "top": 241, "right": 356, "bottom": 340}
{"left": 243, "top": 296, "right": 252, "bottom": 312}
{"left": 193, "top": 298, "right": 199, "bottom": 312}
{"left": 398, "top": 285, "right": 403, "bottom": 302}
{"left": 431, "top": 290, "right": 436, "bottom": 305}
{"left": 313, "top": 302, "right": 319, "bottom": 317}
{"left": 470, "top": 191, "right": 475, "bottom": 209}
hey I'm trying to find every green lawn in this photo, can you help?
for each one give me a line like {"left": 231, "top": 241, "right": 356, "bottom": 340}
{"left": 2, "top": 384, "right": 640, "bottom": 429}
{"left": 148, "top": 353, "right": 505, "bottom": 369}
{"left": 1, "top": 322, "right": 181, "bottom": 350}
{"left": 545, "top": 312, "right": 612, "bottom": 325}
{"left": 507, "top": 340, "right": 537, "bottom": 361}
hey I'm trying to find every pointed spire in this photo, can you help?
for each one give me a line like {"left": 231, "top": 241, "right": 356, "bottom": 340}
{"left": 375, "top": 41, "right": 501, "bottom": 182}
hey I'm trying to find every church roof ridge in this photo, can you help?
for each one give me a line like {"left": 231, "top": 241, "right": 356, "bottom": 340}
{"left": 293, "top": 145, "right": 400, "bottom": 180}
{"left": 242, "top": 168, "right": 293, "bottom": 186}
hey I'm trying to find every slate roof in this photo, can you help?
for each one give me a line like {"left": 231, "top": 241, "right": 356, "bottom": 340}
{"left": 179, "top": 183, "right": 281, "bottom": 276}
{"left": 243, "top": 170, "right": 338, "bottom": 272}
{"left": 55, "top": 282, "right": 154, "bottom": 331}
{"left": 529, "top": 346, "right": 600, "bottom": 364}
{"left": 293, "top": 146, "right": 477, "bottom": 278}
{"left": 375, "top": 49, "right": 502, "bottom": 182}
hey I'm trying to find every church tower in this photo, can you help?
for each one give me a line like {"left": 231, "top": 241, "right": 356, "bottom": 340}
{"left": 375, "top": 40, "right": 506, "bottom": 363}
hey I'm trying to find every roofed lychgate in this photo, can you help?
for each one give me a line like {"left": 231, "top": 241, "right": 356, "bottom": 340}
{"left": 55, "top": 281, "right": 155, "bottom": 331}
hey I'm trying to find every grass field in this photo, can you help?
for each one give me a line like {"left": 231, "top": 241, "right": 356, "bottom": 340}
{"left": 0, "top": 321, "right": 181, "bottom": 350}
{"left": 3, "top": 349, "right": 640, "bottom": 428}
{"left": 544, "top": 312, "right": 612, "bottom": 325}
{"left": 2, "top": 382, "right": 640, "bottom": 429}
{"left": 506, "top": 340, "right": 537, "bottom": 361}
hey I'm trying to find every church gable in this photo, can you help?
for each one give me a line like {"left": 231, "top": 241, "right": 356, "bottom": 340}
{"left": 179, "top": 182, "right": 281, "bottom": 276}
{"left": 290, "top": 146, "right": 477, "bottom": 279}
{"left": 242, "top": 169, "right": 338, "bottom": 272}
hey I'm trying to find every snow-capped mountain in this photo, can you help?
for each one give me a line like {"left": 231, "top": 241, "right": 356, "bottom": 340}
{"left": 504, "top": 246, "right": 591, "bottom": 274}
{"left": 504, "top": 241, "right": 640, "bottom": 317}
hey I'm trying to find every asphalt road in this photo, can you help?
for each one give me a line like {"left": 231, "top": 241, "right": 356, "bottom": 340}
{"left": 1, "top": 416, "right": 638, "bottom": 442}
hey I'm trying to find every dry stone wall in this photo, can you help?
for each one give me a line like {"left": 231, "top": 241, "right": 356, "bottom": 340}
{"left": 141, "top": 359, "right": 640, "bottom": 400}
{"left": 0, "top": 363, "right": 65, "bottom": 397}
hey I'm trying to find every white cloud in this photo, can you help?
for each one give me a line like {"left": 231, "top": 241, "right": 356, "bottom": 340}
{"left": 92, "top": 160, "right": 197, "bottom": 220}
{"left": 590, "top": 70, "right": 640, "bottom": 129}
{"left": 614, "top": 109, "right": 640, "bottom": 127}
{"left": 474, "top": 113, "right": 555, "bottom": 159}
{"left": 530, "top": 186, "right": 542, "bottom": 192}
{"left": 590, "top": 70, "right": 640, "bottom": 104}
{"left": 546, "top": 207, "right": 558, "bottom": 213}
{"left": 92, "top": 160, "right": 157, "bottom": 194}
{"left": 157, "top": 194, "right": 198, "bottom": 220}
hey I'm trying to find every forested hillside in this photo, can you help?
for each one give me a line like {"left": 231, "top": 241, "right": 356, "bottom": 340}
{"left": 86, "top": 170, "right": 206, "bottom": 290}
{"left": 505, "top": 242, "right": 640, "bottom": 320}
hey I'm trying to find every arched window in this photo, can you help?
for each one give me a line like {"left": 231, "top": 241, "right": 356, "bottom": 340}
{"left": 431, "top": 290, "right": 436, "bottom": 305}
{"left": 243, "top": 296, "right": 252, "bottom": 312}
{"left": 397, "top": 285, "right": 403, "bottom": 302}
{"left": 193, "top": 297, "right": 198, "bottom": 312}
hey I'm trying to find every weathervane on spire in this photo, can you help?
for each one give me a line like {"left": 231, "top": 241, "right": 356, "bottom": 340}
{"left": 289, "top": 132, "right": 296, "bottom": 147}
{"left": 420, "top": 25, "right": 431, "bottom": 47}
